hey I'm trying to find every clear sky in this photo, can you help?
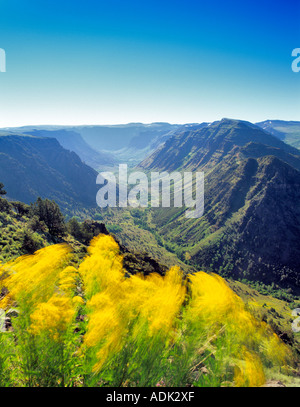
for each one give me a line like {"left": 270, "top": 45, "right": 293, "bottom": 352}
{"left": 0, "top": 0, "right": 299, "bottom": 126}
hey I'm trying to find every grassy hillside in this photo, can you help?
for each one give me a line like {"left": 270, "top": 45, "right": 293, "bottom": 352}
{"left": 228, "top": 279, "right": 300, "bottom": 385}
{"left": 228, "top": 280, "right": 300, "bottom": 346}
{"left": 0, "top": 194, "right": 172, "bottom": 277}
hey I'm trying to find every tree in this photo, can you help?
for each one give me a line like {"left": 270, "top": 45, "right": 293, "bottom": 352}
{"left": 20, "top": 230, "right": 44, "bottom": 254}
{"left": 67, "top": 217, "right": 83, "bottom": 241}
{"left": 0, "top": 183, "right": 10, "bottom": 212}
{"left": 0, "top": 182, "right": 6, "bottom": 196}
{"left": 11, "top": 201, "right": 30, "bottom": 216}
{"left": 31, "top": 198, "right": 66, "bottom": 238}
{"left": 67, "top": 218, "right": 108, "bottom": 245}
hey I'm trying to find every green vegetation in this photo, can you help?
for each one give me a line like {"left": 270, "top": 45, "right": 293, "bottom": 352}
{"left": 0, "top": 235, "right": 298, "bottom": 387}
{"left": 0, "top": 192, "right": 173, "bottom": 278}
{"left": 228, "top": 280, "right": 300, "bottom": 353}
{"left": 0, "top": 194, "right": 96, "bottom": 263}
{"left": 0, "top": 197, "right": 47, "bottom": 262}
{"left": 1, "top": 118, "right": 300, "bottom": 386}
{"left": 99, "top": 207, "right": 191, "bottom": 273}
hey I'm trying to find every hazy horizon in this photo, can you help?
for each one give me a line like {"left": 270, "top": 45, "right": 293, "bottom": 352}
{"left": 1, "top": 117, "right": 300, "bottom": 130}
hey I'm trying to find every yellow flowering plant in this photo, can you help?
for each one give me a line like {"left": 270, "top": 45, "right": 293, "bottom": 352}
{"left": 0, "top": 234, "right": 294, "bottom": 387}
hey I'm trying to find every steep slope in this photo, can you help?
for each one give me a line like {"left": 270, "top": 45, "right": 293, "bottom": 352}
{"left": 238, "top": 142, "right": 300, "bottom": 171}
{"left": 137, "top": 119, "right": 300, "bottom": 291}
{"left": 192, "top": 154, "right": 300, "bottom": 289}
{"left": 256, "top": 120, "right": 300, "bottom": 150}
{"left": 1, "top": 127, "right": 115, "bottom": 170}
{"left": 0, "top": 133, "right": 98, "bottom": 212}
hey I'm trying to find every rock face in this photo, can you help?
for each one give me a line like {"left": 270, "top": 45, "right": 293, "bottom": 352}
{"left": 119, "top": 243, "right": 168, "bottom": 277}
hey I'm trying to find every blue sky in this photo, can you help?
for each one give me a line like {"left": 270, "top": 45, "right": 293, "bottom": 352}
{"left": 0, "top": 0, "right": 299, "bottom": 126}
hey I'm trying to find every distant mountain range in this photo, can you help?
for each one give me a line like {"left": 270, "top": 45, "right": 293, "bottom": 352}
{"left": 0, "top": 132, "right": 98, "bottom": 212}
{"left": 2, "top": 120, "right": 299, "bottom": 170}
{"left": 0, "top": 123, "right": 182, "bottom": 169}
{"left": 56, "top": 123, "right": 181, "bottom": 167}
{"left": 0, "top": 126, "right": 116, "bottom": 170}
{"left": 256, "top": 120, "right": 300, "bottom": 150}
{"left": 0, "top": 122, "right": 195, "bottom": 212}
{"left": 139, "top": 119, "right": 300, "bottom": 291}
{"left": 1, "top": 118, "right": 300, "bottom": 291}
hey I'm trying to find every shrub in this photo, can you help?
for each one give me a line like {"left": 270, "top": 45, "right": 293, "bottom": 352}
{"left": 20, "top": 230, "right": 44, "bottom": 254}
{"left": 0, "top": 235, "right": 294, "bottom": 387}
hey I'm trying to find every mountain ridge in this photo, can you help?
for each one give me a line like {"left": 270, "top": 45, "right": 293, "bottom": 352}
{"left": 0, "top": 133, "right": 98, "bottom": 213}
{"left": 139, "top": 118, "right": 300, "bottom": 172}
{"left": 135, "top": 118, "right": 300, "bottom": 291}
